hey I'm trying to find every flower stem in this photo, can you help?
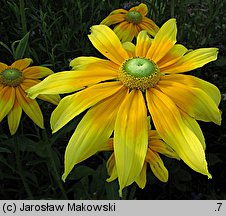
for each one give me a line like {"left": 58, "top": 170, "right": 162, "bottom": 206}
{"left": 14, "top": 136, "right": 33, "bottom": 199}
{"left": 170, "top": 0, "right": 175, "bottom": 18}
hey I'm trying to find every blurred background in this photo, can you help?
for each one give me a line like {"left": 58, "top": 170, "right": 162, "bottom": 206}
{"left": 0, "top": 0, "right": 225, "bottom": 199}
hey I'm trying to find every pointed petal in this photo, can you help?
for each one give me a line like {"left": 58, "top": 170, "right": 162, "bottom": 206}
{"left": 7, "top": 99, "right": 22, "bottom": 135}
{"left": 180, "top": 111, "right": 206, "bottom": 150}
{"left": 23, "top": 66, "right": 54, "bottom": 79}
{"left": 135, "top": 30, "right": 152, "bottom": 57}
{"left": 135, "top": 163, "right": 147, "bottom": 189}
{"left": 51, "top": 81, "right": 124, "bottom": 133}
{"left": 70, "top": 57, "right": 119, "bottom": 71}
{"left": 0, "top": 86, "right": 15, "bottom": 121}
{"left": 160, "top": 48, "right": 218, "bottom": 73}
{"left": 146, "top": 149, "right": 168, "bottom": 182}
{"left": 11, "top": 58, "right": 33, "bottom": 70}
{"left": 27, "top": 69, "right": 117, "bottom": 99}
{"left": 16, "top": 86, "right": 44, "bottom": 128}
{"left": 62, "top": 88, "right": 128, "bottom": 181}
{"left": 160, "top": 74, "right": 221, "bottom": 106}
{"left": 132, "top": 3, "right": 148, "bottom": 16}
{"left": 158, "top": 44, "right": 188, "bottom": 68}
{"left": 146, "top": 18, "right": 177, "bottom": 62}
{"left": 114, "top": 90, "right": 148, "bottom": 195}
{"left": 158, "top": 81, "right": 221, "bottom": 125}
{"left": 146, "top": 88, "right": 211, "bottom": 178}
{"left": 100, "top": 13, "right": 125, "bottom": 25}
{"left": 138, "top": 17, "right": 159, "bottom": 36}
{"left": 113, "top": 21, "right": 135, "bottom": 42}
{"left": 122, "top": 42, "right": 135, "bottom": 57}
{"left": 88, "top": 25, "right": 129, "bottom": 65}
{"left": 106, "top": 154, "right": 118, "bottom": 182}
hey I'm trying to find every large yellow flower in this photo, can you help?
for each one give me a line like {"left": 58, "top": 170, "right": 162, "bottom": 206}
{"left": 0, "top": 58, "right": 60, "bottom": 135}
{"left": 106, "top": 130, "right": 179, "bottom": 194}
{"left": 27, "top": 19, "right": 221, "bottom": 194}
{"left": 100, "top": 3, "right": 159, "bottom": 42}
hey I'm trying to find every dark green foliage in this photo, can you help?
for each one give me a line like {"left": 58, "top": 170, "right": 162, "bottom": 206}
{"left": 0, "top": 0, "right": 226, "bottom": 199}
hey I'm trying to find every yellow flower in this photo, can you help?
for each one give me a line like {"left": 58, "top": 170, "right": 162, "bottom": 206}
{"left": 27, "top": 19, "right": 221, "bottom": 194}
{"left": 100, "top": 3, "right": 159, "bottom": 42}
{"left": 0, "top": 58, "right": 60, "bottom": 135}
{"left": 106, "top": 130, "right": 180, "bottom": 194}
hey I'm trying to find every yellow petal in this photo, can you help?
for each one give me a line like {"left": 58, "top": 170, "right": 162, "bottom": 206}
{"left": 109, "top": 8, "right": 127, "bottom": 15}
{"left": 135, "top": 30, "right": 152, "bottom": 57}
{"left": 138, "top": 17, "right": 159, "bottom": 36}
{"left": 100, "top": 13, "right": 125, "bottom": 25}
{"left": 122, "top": 42, "right": 135, "bottom": 57}
{"left": 146, "top": 149, "right": 168, "bottom": 182}
{"left": 23, "top": 66, "right": 54, "bottom": 79}
{"left": 146, "top": 18, "right": 177, "bottom": 62}
{"left": 114, "top": 22, "right": 135, "bottom": 42}
{"left": 7, "top": 99, "right": 22, "bottom": 135}
{"left": 114, "top": 90, "right": 148, "bottom": 196}
{"left": 160, "top": 48, "right": 218, "bottom": 73}
{"left": 158, "top": 44, "right": 188, "bottom": 68}
{"left": 158, "top": 81, "right": 221, "bottom": 125}
{"left": 160, "top": 74, "right": 221, "bottom": 106}
{"left": 180, "top": 110, "right": 206, "bottom": 150}
{"left": 0, "top": 62, "right": 8, "bottom": 71}
{"left": 132, "top": 3, "right": 148, "bottom": 16}
{"left": 16, "top": 86, "right": 44, "bottom": 128}
{"left": 106, "top": 154, "right": 118, "bottom": 182}
{"left": 51, "top": 81, "right": 124, "bottom": 133}
{"left": 62, "top": 88, "right": 128, "bottom": 181}
{"left": 11, "top": 58, "right": 33, "bottom": 70}
{"left": 88, "top": 25, "right": 129, "bottom": 65}
{"left": 37, "top": 94, "right": 61, "bottom": 105}
{"left": 0, "top": 86, "right": 15, "bottom": 121}
{"left": 70, "top": 56, "right": 119, "bottom": 71}
{"left": 135, "top": 163, "right": 147, "bottom": 189}
{"left": 149, "top": 139, "right": 180, "bottom": 160}
{"left": 27, "top": 69, "right": 117, "bottom": 99}
{"left": 146, "top": 88, "right": 211, "bottom": 178}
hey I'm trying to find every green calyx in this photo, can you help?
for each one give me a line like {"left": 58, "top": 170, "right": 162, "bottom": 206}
{"left": 0, "top": 68, "right": 23, "bottom": 87}
{"left": 123, "top": 58, "right": 156, "bottom": 78}
{"left": 126, "top": 11, "right": 142, "bottom": 24}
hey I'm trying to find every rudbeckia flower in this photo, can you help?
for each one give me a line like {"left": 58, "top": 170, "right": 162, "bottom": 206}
{"left": 0, "top": 58, "right": 60, "bottom": 135}
{"left": 27, "top": 19, "right": 221, "bottom": 194}
{"left": 106, "top": 130, "right": 180, "bottom": 192}
{"left": 100, "top": 3, "right": 159, "bottom": 42}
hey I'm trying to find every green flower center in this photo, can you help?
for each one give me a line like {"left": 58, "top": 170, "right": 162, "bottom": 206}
{"left": 119, "top": 57, "right": 160, "bottom": 91}
{"left": 0, "top": 68, "right": 23, "bottom": 87}
{"left": 126, "top": 11, "right": 142, "bottom": 24}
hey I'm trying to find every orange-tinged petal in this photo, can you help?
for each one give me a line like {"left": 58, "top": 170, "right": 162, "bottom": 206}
{"left": 0, "top": 62, "right": 8, "bottom": 71}
{"left": 51, "top": 81, "right": 124, "bottom": 133}
{"left": 88, "top": 25, "right": 129, "bottom": 65}
{"left": 16, "top": 86, "right": 44, "bottom": 128}
{"left": 146, "top": 18, "right": 177, "bottom": 62}
{"left": 158, "top": 44, "right": 188, "bottom": 68}
{"left": 160, "top": 48, "right": 218, "bottom": 73}
{"left": 0, "top": 86, "right": 15, "bottom": 121}
{"left": 7, "top": 99, "right": 22, "bottom": 135}
{"left": 138, "top": 17, "right": 159, "bottom": 36}
{"left": 21, "top": 79, "right": 40, "bottom": 91}
{"left": 23, "top": 66, "right": 54, "bottom": 79}
{"left": 100, "top": 13, "right": 126, "bottom": 25}
{"left": 160, "top": 74, "right": 221, "bottom": 106}
{"left": 146, "top": 88, "right": 211, "bottom": 178}
{"left": 132, "top": 3, "right": 148, "bottom": 16}
{"left": 135, "top": 30, "right": 152, "bottom": 57}
{"left": 62, "top": 87, "right": 128, "bottom": 181}
{"left": 158, "top": 81, "right": 221, "bottom": 125}
{"left": 27, "top": 69, "right": 117, "bottom": 99}
{"left": 114, "top": 90, "right": 148, "bottom": 196}
{"left": 114, "top": 21, "right": 135, "bottom": 42}
{"left": 146, "top": 148, "right": 168, "bottom": 182}
{"left": 106, "top": 154, "right": 118, "bottom": 182}
{"left": 11, "top": 58, "right": 33, "bottom": 70}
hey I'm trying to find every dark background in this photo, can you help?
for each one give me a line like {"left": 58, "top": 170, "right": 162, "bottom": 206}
{"left": 0, "top": 0, "right": 225, "bottom": 199}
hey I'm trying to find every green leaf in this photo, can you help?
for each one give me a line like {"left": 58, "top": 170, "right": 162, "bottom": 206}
{"left": 14, "top": 32, "right": 30, "bottom": 60}
{"left": 0, "top": 41, "right": 13, "bottom": 55}
{"left": 0, "top": 147, "right": 11, "bottom": 153}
